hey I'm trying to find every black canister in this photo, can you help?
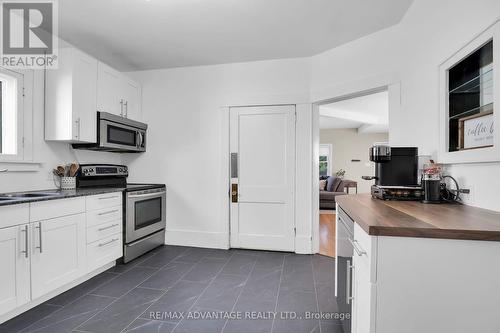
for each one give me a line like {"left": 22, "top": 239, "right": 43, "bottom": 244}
{"left": 422, "top": 179, "right": 441, "bottom": 203}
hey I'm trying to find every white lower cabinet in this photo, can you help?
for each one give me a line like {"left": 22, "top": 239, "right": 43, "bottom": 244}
{"left": 87, "top": 233, "right": 122, "bottom": 272}
{"left": 0, "top": 225, "right": 30, "bottom": 315}
{"left": 30, "top": 214, "right": 86, "bottom": 299}
{"left": 0, "top": 193, "right": 123, "bottom": 323}
{"left": 351, "top": 223, "right": 377, "bottom": 333}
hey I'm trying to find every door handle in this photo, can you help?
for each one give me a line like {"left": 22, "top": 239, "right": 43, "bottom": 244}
{"left": 35, "top": 223, "right": 43, "bottom": 253}
{"left": 21, "top": 225, "right": 29, "bottom": 258}
{"left": 120, "top": 99, "right": 124, "bottom": 116}
{"left": 124, "top": 100, "right": 128, "bottom": 118}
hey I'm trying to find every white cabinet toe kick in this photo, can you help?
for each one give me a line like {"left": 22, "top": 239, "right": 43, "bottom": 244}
{"left": 0, "top": 192, "right": 123, "bottom": 324}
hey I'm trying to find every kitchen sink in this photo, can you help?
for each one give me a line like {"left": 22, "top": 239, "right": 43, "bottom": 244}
{"left": 0, "top": 192, "right": 63, "bottom": 200}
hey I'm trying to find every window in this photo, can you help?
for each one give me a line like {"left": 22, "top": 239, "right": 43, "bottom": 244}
{"left": 0, "top": 67, "right": 25, "bottom": 161}
{"left": 319, "top": 144, "right": 332, "bottom": 177}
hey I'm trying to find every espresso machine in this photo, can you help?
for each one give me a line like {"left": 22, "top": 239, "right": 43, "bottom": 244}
{"left": 363, "top": 144, "right": 423, "bottom": 200}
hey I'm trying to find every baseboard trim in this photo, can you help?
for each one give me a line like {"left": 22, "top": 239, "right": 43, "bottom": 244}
{"left": 164, "top": 229, "right": 229, "bottom": 249}
{"left": 295, "top": 235, "right": 312, "bottom": 254}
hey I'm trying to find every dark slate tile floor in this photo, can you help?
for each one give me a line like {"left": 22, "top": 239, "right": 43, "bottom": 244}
{"left": 0, "top": 246, "right": 347, "bottom": 333}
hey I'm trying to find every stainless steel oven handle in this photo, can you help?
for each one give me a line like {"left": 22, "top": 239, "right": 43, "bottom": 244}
{"left": 128, "top": 191, "right": 166, "bottom": 199}
{"left": 348, "top": 238, "right": 366, "bottom": 256}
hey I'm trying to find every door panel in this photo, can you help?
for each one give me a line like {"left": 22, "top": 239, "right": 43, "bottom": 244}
{"left": 0, "top": 225, "right": 30, "bottom": 315}
{"left": 97, "top": 62, "right": 122, "bottom": 116}
{"left": 72, "top": 49, "right": 97, "bottom": 143}
{"left": 31, "top": 214, "right": 86, "bottom": 299}
{"left": 230, "top": 105, "right": 295, "bottom": 252}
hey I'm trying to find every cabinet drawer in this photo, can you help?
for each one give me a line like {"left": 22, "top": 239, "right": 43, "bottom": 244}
{"left": 0, "top": 204, "right": 29, "bottom": 229}
{"left": 86, "top": 206, "right": 122, "bottom": 228}
{"left": 87, "top": 233, "right": 122, "bottom": 272}
{"left": 86, "top": 192, "right": 122, "bottom": 211}
{"left": 30, "top": 197, "right": 85, "bottom": 222}
{"left": 87, "top": 220, "right": 122, "bottom": 244}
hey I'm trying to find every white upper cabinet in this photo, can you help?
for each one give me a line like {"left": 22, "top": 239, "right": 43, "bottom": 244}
{"left": 122, "top": 77, "right": 142, "bottom": 121}
{"left": 45, "top": 47, "right": 98, "bottom": 143}
{"left": 45, "top": 44, "right": 143, "bottom": 143}
{"left": 97, "top": 62, "right": 122, "bottom": 116}
{"left": 97, "top": 63, "right": 142, "bottom": 121}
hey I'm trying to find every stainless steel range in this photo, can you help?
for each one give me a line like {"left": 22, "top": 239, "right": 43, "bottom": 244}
{"left": 77, "top": 164, "right": 166, "bottom": 263}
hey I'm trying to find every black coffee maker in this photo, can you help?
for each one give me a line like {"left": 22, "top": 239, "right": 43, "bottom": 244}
{"left": 364, "top": 144, "right": 421, "bottom": 200}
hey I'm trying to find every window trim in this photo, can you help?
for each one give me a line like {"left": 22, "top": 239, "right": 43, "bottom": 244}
{"left": 0, "top": 67, "right": 34, "bottom": 167}
{"left": 319, "top": 143, "right": 332, "bottom": 177}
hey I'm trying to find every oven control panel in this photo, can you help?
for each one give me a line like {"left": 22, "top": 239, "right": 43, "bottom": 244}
{"left": 79, "top": 164, "right": 128, "bottom": 177}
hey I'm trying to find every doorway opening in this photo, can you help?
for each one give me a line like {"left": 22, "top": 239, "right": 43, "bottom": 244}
{"left": 316, "top": 88, "right": 389, "bottom": 257}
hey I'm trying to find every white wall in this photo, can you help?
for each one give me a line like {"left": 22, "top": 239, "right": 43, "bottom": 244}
{"left": 320, "top": 129, "right": 389, "bottom": 193}
{"left": 0, "top": 71, "right": 122, "bottom": 193}
{"left": 311, "top": 0, "right": 500, "bottom": 210}
{"left": 124, "top": 58, "right": 310, "bottom": 249}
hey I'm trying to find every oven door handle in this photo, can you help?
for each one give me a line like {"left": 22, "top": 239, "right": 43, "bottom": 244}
{"left": 128, "top": 191, "right": 166, "bottom": 199}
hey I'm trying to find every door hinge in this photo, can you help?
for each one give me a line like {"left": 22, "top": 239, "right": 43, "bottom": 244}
{"left": 22, "top": 87, "right": 25, "bottom": 97}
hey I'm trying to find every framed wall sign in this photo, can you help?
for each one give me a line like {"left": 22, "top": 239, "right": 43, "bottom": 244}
{"left": 458, "top": 109, "right": 494, "bottom": 150}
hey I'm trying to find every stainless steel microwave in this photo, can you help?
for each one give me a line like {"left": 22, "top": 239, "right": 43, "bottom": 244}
{"left": 73, "top": 112, "right": 147, "bottom": 153}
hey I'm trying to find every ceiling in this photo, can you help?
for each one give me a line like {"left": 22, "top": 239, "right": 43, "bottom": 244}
{"left": 58, "top": 0, "right": 414, "bottom": 71}
{"left": 319, "top": 90, "right": 389, "bottom": 133}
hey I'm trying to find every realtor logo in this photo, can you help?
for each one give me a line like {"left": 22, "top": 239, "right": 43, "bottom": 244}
{"left": 0, "top": 0, "right": 58, "bottom": 69}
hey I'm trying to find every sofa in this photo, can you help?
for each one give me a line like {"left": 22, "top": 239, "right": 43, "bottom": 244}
{"left": 319, "top": 176, "right": 357, "bottom": 210}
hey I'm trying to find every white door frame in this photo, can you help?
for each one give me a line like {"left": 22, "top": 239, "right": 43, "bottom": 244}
{"left": 220, "top": 103, "right": 314, "bottom": 254}
{"left": 311, "top": 81, "right": 401, "bottom": 253}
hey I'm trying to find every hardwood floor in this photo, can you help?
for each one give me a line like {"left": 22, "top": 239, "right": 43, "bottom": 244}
{"left": 319, "top": 212, "right": 336, "bottom": 258}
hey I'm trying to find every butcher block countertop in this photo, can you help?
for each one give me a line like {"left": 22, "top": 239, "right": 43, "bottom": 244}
{"left": 336, "top": 194, "right": 500, "bottom": 241}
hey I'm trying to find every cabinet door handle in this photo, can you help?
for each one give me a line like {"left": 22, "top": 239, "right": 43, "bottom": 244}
{"left": 35, "top": 223, "right": 43, "bottom": 253}
{"left": 98, "top": 195, "right": 119, "bottom": 200}
{"left": 98, "top": 238, "right": 119, "bottom": 247}
{"left": 98, "top": 223, "right": 119, "bottom": 232}
{"left": 98, "top": 209, "right": 119, "bottom": 216}
{"left": 124, "top": 100, "right": 128, "bottom": 118}
{"left": 120, "top": 99, "right": 124, "bottom": 116}
{"left": 21, "top": 225, "right": 29, "bottom": 258}
{"left": 346, "top": 260, "right": 353, "bottom": 304}
{"left": 75, "top": 118, "right": 81, "bottom": 140}
{"left": 348, "top": 238, "right": 366, "bottom": 256}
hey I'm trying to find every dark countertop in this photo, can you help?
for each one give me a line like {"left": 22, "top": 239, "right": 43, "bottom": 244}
{"left": 0, "top": 187, "right": 125, "bottom": 207}
{"left": 336, "top": 194, "right": 500, "bottom": 241}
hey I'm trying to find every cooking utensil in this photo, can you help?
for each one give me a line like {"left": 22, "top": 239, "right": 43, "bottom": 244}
{"left": 56, "top": 166, "right": 65, "bottom": 177}
{"left": 69, "top": 163, "right": 79, "bottom": 177}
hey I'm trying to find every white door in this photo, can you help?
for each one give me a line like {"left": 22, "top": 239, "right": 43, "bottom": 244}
{"left": 97, "top": 62, "right": 123, "bottom": 116}
{"left": 72, "top": 49, "right": 98, "bottom": 143}
{"left": 122, "top": 77, "right": 142, "bottom": 121}
{"left": 230, "top": 105, "right": 296, "bottom": 251}
{"left": 31, "top": 214, "right": 86, "bottom": 299}
{"left": 0, "top": 224, "right": 30, "bottom": 315}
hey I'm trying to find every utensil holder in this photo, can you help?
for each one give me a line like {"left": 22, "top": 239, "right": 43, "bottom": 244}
{"left": 60, "top": 177, "right": 76, "bottom": 190}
